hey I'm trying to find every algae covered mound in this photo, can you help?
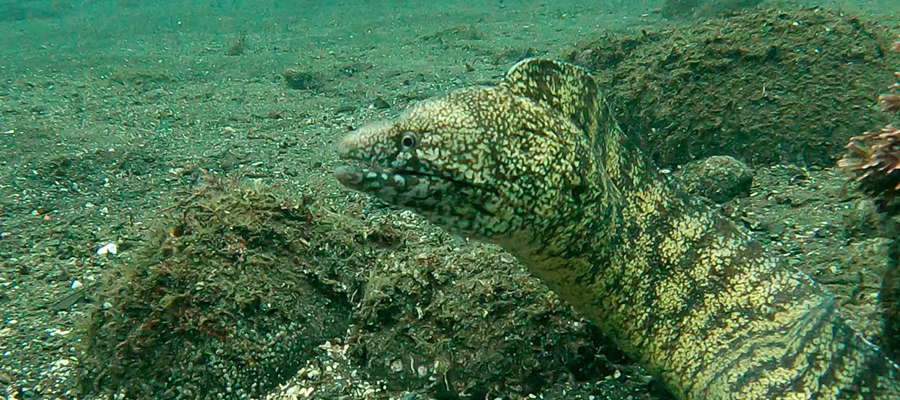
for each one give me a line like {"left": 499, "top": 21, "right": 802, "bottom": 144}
{"left": 76, "top": 179, "right": 362, "bottom": 399}
{"left": 569, "top": 6, "right": 899, "bottom": 168}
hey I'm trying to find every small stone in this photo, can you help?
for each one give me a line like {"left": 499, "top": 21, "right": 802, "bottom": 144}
{"left": 50, "top": 358, "right": 71, "bottom": 368}
{"left": 674, "top": 155, "right": 753, "bottom": 203}
{"left": 284, "top": 68, "right": 319, "bottom": 90}
{"left": 70, "top": 280, "right": 83, "bottom": 290}
{"left": 372, "top": 97, "right": 391, "bottom": 109}
{"left": 335, "top": 104, "right": 356, "bottom": 113}
{"left": 46, "top": 328, "right": 71, "bottom": 337}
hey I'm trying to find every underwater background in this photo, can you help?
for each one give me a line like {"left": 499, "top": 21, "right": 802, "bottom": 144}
{"left": 1, "top": 0, "right": 900, "bottom": 399}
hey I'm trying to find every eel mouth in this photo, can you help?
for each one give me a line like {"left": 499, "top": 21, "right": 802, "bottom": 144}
{"left": 334, "top": 156, "right": 490, "bottom": 211}
{"left": 334, "top": 163, "right": 421, "bottom": 191}
{"left": 334, "top": 162, "right": 456, "bottom": 208}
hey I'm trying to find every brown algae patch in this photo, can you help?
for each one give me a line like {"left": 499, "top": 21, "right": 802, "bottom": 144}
{"left": 76, "top": 179, "right": 359, "bottom": 399}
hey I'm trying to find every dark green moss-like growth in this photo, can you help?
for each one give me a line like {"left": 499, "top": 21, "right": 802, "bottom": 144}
{"left": 568, "top": 6, "right": 898, "bottom": 168}
{"left": 76, "top": 179, "right": 363, "bottom": 399}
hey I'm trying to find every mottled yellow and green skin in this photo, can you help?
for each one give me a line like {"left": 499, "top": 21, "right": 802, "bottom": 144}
{"left": 334, "top": 58, "right": 900, "bottom": 399}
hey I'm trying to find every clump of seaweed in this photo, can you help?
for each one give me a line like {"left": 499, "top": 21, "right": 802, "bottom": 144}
{"left": 76, "top": 176, "right": 365, "bottom": 399}
{"left": 839, "top": 125, "right": 900, "bottom": 212}
{"left": 839, "top": 40, "right": 900, "bottom": 215}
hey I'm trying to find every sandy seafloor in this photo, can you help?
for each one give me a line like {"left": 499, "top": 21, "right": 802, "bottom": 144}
{"left": 2, "top": 0, "right": 900, "bottom": 399}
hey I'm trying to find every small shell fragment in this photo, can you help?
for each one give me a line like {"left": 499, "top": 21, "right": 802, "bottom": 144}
{"left": 96, "top": 243, "right": 118, "bottom": 255}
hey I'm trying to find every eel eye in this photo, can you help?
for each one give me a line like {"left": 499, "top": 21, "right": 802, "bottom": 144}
{"left": 400, "top": 132, "right": 418, "bottom": 150}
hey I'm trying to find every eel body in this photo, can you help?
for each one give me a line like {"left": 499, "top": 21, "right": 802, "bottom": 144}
{"left": 334, "top": 58, "right": 900, "bottom": 399}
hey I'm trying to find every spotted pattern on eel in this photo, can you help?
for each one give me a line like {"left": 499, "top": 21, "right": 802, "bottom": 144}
{"left": 334, "top": 58, "right": 900, "bottom": 399}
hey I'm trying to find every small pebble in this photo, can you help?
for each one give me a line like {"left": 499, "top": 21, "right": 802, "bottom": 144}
{"left": 373, "top": 97, "right": 391, "bottom": 109}
{"left": 675, "top": 155, "right": 753, "bottom": 203}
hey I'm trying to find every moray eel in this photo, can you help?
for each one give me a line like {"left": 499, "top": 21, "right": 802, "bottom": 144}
{"left": 334, "top": 58, "right": 900, "bottom": 399}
